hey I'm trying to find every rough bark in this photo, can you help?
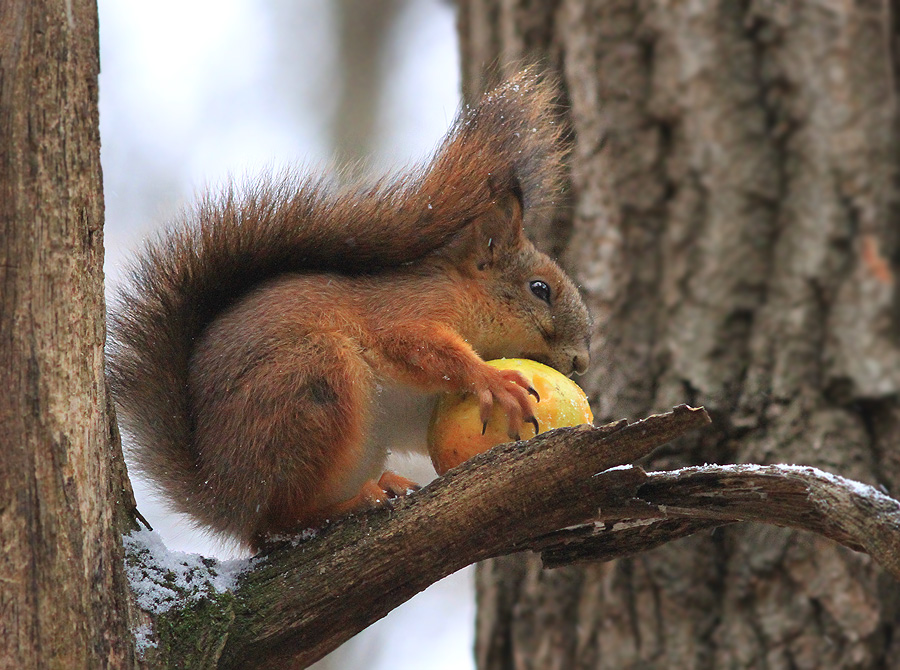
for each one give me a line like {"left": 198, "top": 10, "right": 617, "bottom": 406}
{"left": 0, "top": 1, "right": 138, "bottom": 667}
{"left": 460, "top": 1, "right": 900, "bottom": 668}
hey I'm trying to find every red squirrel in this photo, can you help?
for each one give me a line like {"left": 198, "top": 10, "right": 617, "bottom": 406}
{"left": 108, "top": 70, "right": 592, "bottom": 551}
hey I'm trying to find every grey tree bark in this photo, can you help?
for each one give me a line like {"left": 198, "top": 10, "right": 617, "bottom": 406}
{"left": 0, "top": 0, "right": 140, "bottom": 668}
{"left": 459, "top": 2, "right": 900, "bottom": 668}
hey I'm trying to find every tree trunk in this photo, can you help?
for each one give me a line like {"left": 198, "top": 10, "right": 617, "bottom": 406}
{"left": 329, "top": 0, "right": 403, "bottom": 165}
{"left": 0, "top": 1, "right": 137, "bottom": 667}
{"left": 460, "top": 1, "right": 900, "bottom": 668}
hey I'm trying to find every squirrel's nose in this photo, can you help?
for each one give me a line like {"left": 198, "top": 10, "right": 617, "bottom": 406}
{"left": 572, "top": 348, "right": 590, "bottom": 375}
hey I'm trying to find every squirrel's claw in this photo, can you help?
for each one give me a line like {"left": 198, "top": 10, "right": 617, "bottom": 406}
{"left": 475, "top": 367, "right": 542, "bottom": 441}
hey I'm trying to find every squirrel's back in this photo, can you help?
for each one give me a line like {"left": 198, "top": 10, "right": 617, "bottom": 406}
{"left": 108, "top": 70, "right": 572, "bottom": 538}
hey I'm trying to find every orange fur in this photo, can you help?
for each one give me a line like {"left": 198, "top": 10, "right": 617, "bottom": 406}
{"left": 108, "top": 70, "right": 593, "bottom": 551}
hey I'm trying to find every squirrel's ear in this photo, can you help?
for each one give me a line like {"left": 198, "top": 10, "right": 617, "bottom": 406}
{"left": 440, "top": 183, "right": 525, "bottom": 272}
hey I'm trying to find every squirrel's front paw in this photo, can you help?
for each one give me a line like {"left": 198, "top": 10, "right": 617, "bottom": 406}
{"left": 475, "top": 368, "right": 540, "bottom": 440}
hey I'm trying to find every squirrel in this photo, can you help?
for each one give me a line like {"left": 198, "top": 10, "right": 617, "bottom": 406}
{"left": 108, "top": 70, "right": 593, "bottom": 552}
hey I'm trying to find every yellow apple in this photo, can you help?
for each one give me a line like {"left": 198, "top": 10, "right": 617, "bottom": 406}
{"left": 427, "top": 358, "right": 593, "bottom": 475}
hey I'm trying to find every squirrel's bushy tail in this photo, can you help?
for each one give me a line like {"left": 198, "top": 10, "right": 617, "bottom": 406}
{"left": 107, "top": 69, "right": 567, "bottom": 520}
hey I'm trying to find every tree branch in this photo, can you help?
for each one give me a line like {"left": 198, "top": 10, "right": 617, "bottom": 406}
{"left": 214, "top": 405, "right": 711, "bottom": 668}
{"left": 539, "top": 464, "right": 900, "bottom": 577}
{"left": 128, "top": 404, "right": 900, "bottom": 668}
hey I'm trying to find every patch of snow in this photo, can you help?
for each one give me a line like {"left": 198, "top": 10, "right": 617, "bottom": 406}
{"left": 597, "top": 464, "right": 635, "bottom": 475}
{"left": 124, "top": 528, "right": 249, "bottom": 614}
{"left": 132, "top": 623, "right": 157, "bottom": 655}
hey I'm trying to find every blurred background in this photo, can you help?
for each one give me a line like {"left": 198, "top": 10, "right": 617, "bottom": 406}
{"left": 98, "top": 1, "right": 473, "bottom": 667}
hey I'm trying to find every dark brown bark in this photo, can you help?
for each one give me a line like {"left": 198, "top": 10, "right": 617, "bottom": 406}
{"left": 460, "top": 1, "right": 900, "bottom": 668}
{"left": 0, "top": 1, "right": 137, "bottom": 667}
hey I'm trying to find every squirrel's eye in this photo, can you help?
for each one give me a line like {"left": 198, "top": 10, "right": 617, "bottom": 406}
{"left": 530, "top": 280, "right": 551, "bottom": 304}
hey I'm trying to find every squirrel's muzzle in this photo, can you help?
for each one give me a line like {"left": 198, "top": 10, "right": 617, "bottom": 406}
{"left": 572, "top": 349, "right": 590, "bottom": 376}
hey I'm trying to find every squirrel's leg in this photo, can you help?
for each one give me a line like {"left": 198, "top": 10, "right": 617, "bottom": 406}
{"left": 251, "top": 470, "right": 420, "bottom": 552}
{"left": 242, "top": 338, "right": 426, "bottom": 548}
{"left": 251, "top": 471, "right": 420, "bottom": 551}
{"left": 312, "top": 471, "right": 420, "bottom": 519}
{"left": 192, "top": 325, "right": 406, "bottom": 548}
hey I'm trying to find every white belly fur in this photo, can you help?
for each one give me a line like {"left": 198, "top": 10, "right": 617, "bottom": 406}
{"left": 324, "top": 383, "right": 438, "bottom": 506}
{"left": 368, "top": 383, "right": 437, "bottom": 457}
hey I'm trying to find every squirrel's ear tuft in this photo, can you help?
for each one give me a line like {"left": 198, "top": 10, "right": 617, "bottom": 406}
{"left": 413, "top": 67, "right": 567, "bottom": 246}
{"left": 482, "top": 186, "right": 526, "bottom": 253}
{"left": 437, "top": 184, "right": 525, "bottom": 272}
